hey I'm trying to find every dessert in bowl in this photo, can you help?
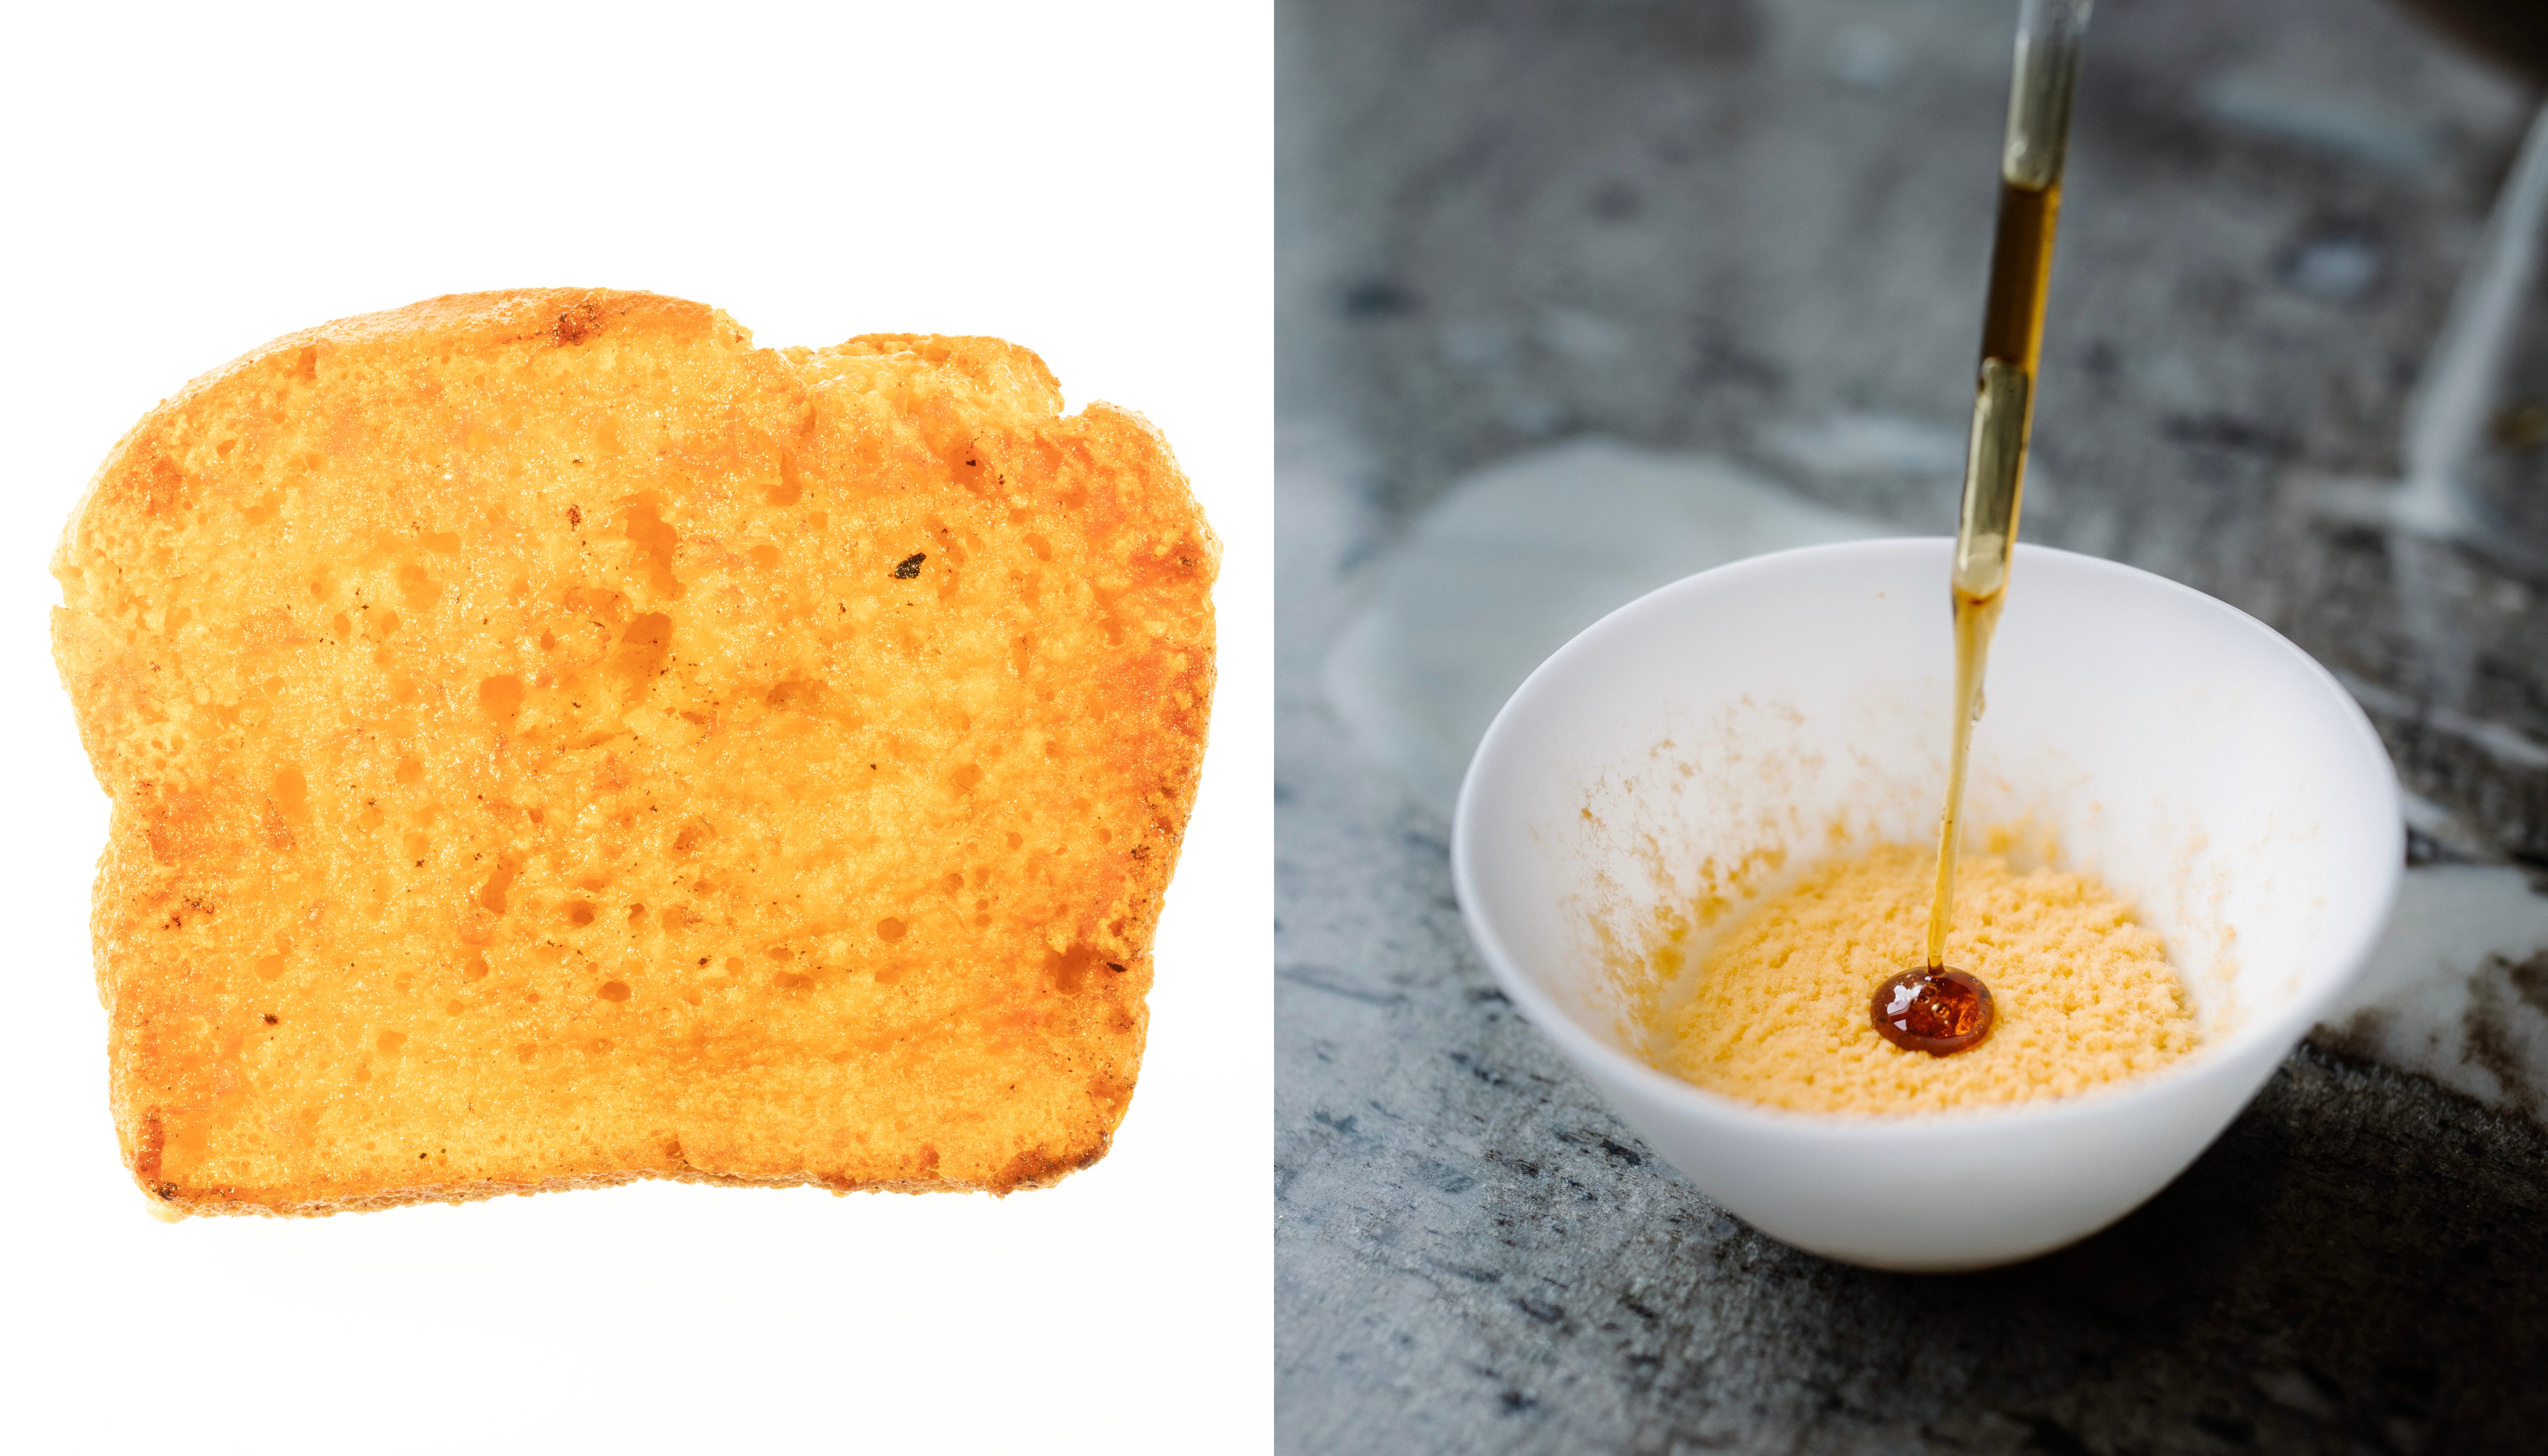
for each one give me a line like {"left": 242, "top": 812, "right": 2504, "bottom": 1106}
{"left": 1451, "top": 539, "right": 2400, "bottom": 1270}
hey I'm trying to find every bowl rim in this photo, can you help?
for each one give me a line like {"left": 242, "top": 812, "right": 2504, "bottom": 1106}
{"left": 1449, "top": 537, "right": 2404, "bottom": 1141}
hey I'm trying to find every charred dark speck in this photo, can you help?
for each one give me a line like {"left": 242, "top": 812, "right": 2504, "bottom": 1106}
{"left": 892, "top": 553, "right": 926, "bottom": 579}
{"left": 554, "top": 302, "right": 602, "bottom": 345}
{"left": 262, "top": 1013, "right": 279, "bottom": 1025}
{"left": 1106, "top": 961, "right": 1127, "bottom": 973}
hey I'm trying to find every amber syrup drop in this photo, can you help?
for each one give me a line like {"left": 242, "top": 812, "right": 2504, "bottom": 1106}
{"left": 1870, "top": 967, "right": 1996, "bottom": 1056}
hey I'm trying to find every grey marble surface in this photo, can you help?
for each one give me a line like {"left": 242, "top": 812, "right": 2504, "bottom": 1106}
{"left": 1276, "top": 0, "right": 2548, "bottom": 1450}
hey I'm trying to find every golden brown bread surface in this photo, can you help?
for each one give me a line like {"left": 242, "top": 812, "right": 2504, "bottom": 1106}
{"left": 52, "top": 288, "right": 1217, "bottom": 1216}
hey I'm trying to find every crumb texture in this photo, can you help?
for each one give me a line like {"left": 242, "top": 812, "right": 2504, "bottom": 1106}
{"left": 1657, "top": 845, "right": 2198, "bottom": 1114}
{"left": 52, "top": 288, "right": 1217, "bottom": 1214}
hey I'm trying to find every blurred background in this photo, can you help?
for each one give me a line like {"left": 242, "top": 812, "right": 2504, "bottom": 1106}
{"left": 1278, "top": 0, "right": 2548, "bottom": 1448}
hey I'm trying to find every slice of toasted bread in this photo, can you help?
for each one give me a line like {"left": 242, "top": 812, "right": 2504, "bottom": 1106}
{"left": 52, "top": 288, "right": 1216, "bottom": 1216}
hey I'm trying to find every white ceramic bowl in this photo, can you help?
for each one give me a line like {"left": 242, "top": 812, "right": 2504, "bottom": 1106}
{"left": 1451, "top": 539, "right": 2401, "bottom": 1270}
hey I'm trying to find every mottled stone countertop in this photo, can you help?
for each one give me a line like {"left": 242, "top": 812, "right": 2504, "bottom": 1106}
{"left": 1276, "top": 0, "right": 2548, "bottom": 1450}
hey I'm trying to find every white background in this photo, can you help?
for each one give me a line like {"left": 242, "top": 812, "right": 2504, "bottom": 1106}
{"left": 0, "top": 4, "right": 1270, "bottom": 1451}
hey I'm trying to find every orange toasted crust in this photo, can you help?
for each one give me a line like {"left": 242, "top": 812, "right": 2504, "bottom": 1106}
{"left": 52, "top": 288, "right": 1217, "bottom": 1216}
